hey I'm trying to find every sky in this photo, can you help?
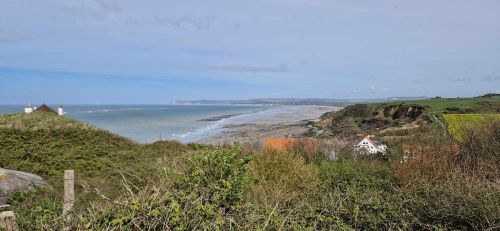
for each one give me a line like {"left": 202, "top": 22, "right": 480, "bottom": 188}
{"left": 0, "top": 0, "right": 499, "bottom": 104}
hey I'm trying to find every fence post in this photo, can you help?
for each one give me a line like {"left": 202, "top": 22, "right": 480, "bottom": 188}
{"left": 63, "top": 170, "right": 74, "bottom": 229}
{"left": 0, "top": 211, "right": 19, "bottom": 231}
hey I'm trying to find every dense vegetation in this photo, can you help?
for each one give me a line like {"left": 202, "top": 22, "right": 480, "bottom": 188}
{"left": 1, "top": 107, "right": 499, "bottom": 230}
{"left": 0, "top": 112, "right": 190, "bottom": 207}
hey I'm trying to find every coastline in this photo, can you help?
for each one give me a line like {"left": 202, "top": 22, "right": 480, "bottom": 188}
{"left": 197, "top": 105, "right": 340, "bottom": 145}
{"left": 0, "top": 105, "right": 340, "bottom": 144}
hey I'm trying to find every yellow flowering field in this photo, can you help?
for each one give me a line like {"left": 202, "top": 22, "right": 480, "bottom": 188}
{"left": 442, "top": 114, "right": 500, "bottom": 140}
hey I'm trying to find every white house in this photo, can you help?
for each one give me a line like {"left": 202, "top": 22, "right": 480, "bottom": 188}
{"left": 353, "top": 136, "right": 387, "bottom": 154}
{"left": 24, "top": 104, "right": 34, "bottom": 113}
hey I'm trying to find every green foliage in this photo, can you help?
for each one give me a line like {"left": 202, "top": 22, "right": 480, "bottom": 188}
{"left": 317, "top": 160, "right": 412, "bottom": 230}
{"left": 7, "top": 189, "right": 64, "bottom": 230}
{"left": 83, "top": 145, "right": 253, "bottom": 230}
{"left": 0, "top": 113, "right": 190, "bottom": 229}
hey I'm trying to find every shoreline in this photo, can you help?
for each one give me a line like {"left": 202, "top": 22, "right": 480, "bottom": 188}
{"left": 197, "top": 113, "right": 245, "bottom": 122}
{"left": 0, "top": 105, "right": 340, "bottom": 144}
{"left": 197, "top": 105, "right": 340, "bottom": 145}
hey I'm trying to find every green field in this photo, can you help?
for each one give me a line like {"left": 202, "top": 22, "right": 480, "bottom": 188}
{"left": 443, "top": 114, "right": 500, "bottom": 140}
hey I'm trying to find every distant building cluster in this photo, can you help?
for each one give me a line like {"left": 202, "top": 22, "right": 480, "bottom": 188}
{"left": 24, "top": 104, "right": 64, "bottom": 116}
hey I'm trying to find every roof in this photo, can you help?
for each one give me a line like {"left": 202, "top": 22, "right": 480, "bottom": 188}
{"left": 263, "top": 137, "right": 317, "bottom": 152}
{"left": 35, "top": 104, "right": 57, "bottom": 114}
{"left": 367, "top": 137, "right": 380, "bottom": 147}
{"left": 358, "top": 136, "right": 379, "bottom": 148}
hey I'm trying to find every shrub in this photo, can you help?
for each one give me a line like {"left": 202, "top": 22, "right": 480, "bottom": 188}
{"left": 317, "top": 160, "right": 413, "bottom": 230}
{"left": 407, "top": 177, "right": 500, "bottom": 230}
{"left": 82, "top": 145, "right": 253, "bottom": 230}
{"left": 8, "top": 189, "right": 64, "bottom": 231}
{"left": 389, "top": 119, "right": 500, "bottom": 230}
{"left": 458, "top": 119, "right": 500, "bottom": 180}
{"left": 243, "top": 150, "right": 322, "bottom": 229}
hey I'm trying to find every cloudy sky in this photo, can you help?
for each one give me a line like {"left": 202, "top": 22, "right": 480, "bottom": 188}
{"left": 0, "top": 0, "right": 499, "bottom": 104}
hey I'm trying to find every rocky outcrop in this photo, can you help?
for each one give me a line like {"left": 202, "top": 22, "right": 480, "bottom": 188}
{"left": 0, "top": 168, "right": 48, "bottom": 205}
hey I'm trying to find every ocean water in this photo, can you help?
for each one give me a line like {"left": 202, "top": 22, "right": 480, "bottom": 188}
{"left": 0, "top": 105, "right": 270, "bottom": 143}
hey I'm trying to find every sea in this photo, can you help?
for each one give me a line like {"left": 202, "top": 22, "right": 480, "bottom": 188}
{"left": 0, "top": 104, "right": 276, "bottom": 143}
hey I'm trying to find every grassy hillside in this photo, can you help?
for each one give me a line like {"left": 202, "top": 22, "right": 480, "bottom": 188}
{"left": 0, "top": 112, "right": 96, "bottom": 130}
{"left": 316, "top": 95, "right": 500, "bottom": 137}
{"left": 0, "top": 112, "right": 190, "bottom": 206}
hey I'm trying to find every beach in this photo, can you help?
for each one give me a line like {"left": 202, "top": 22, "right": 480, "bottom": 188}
{"left": 198, "top": 105, "right": 340, "bottom": 145}
{"left": 0, "top": 105, "right": 340, "bottom": 144}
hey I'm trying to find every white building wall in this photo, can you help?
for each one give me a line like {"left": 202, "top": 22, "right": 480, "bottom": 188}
{"left": 24, "top": 105, "right": 33, "bottom": 113}
{"left": 58, "top": 106, "right": 64, "bottom": 116}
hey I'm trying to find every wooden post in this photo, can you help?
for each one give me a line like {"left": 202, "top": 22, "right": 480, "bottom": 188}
{"left": 0, "top": 211, "right": 19, "bottom": 231}
{"left": 63, "top": 170, "right": 74, "bottom": 228}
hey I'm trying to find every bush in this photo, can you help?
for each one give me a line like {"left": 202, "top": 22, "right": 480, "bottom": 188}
{"left": 8, "top": 189, "right": 64, "bottom": 231}
{"left": 459, "top": 119, "right": 500, "bottom": 180}
{"left": 389, "top": 120, "right": 500, "bottom": 230}
{"left": 82, "top": 145, "right": 253, "bottom": 230}
{"left": 317, "top": 160, "right": 413, "bottom": 230}
{"left": 407, "top": 178, "right": 500, "bottom": 230}
{"left": 242, "top": 150, "right": 322, "bottom": 229}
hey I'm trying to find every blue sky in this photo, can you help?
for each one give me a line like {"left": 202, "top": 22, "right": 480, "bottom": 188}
{"left": 1, "top": 0, "right": 499, "bottom": 104}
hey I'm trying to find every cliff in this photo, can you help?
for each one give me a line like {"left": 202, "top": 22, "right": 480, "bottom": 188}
{"left": 316, "top": 104, "right": 429, "bottom": 136}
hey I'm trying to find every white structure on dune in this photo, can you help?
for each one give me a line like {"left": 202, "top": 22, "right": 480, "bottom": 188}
{"left": 353, "top": 136, "right": 387, "bottom": 154}
{"left": 58, "top": 106, "right": 64, "bottom": 116}
{"left": 24, "top": 104, "right": 64, "bottom": 116}
{"left": 24, "top": 104, "right": 34, "bottom": 113}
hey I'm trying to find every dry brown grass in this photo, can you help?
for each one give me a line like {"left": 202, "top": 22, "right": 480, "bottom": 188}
{"left": 458, "top": 119, "right": 500, "bottom": 181}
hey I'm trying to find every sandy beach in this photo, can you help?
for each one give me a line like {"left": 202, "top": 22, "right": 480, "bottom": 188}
{"left": 198, "top": 105, "right": 340, "bottom": 145}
